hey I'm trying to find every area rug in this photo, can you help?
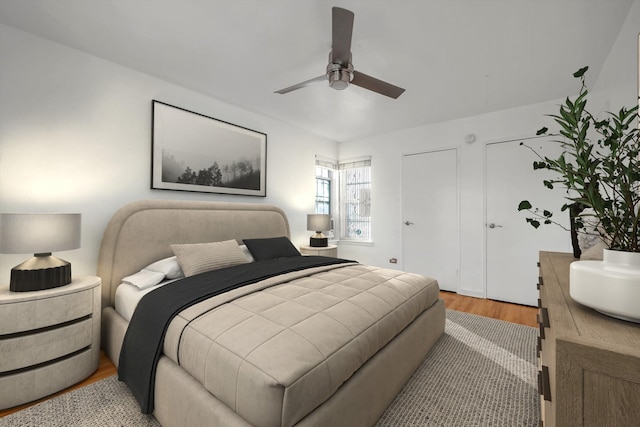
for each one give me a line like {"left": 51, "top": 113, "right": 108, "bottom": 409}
{"left": 1, "top": 310, "right": 539, "bottom": 427}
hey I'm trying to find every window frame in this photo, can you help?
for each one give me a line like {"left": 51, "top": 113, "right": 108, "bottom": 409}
{"left": 337, "top": 157, "right": 372, "bottom": 242}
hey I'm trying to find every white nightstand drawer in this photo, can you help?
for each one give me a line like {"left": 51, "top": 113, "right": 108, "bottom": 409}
{"left": 0, "top": 348, "right": 93, "bottom": 410}
{"left": 0, "top": 289, "right": 93, "bottom": 335}
{"left": 0, "top": 317, "right": 93, "bottom": 372}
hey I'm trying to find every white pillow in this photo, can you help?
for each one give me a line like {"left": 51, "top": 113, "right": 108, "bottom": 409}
{"left": 121, "top": 256, "right": 184, "bottom": 289}
{"left": 122, "top": 269, "right": 166, "bottom": 290}
{"left": 145, "top": 255, "right": 184, "bottom": 279}
{"left": 171, "top": 239, "right": 250, "bottom": 277}
{"left": 239, "top": 244, "right": 255, "bottom": 262}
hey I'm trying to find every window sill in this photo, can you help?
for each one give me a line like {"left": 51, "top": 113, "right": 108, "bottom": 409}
{"left": 335, "top": 240, "right": 374, "bottom": 247}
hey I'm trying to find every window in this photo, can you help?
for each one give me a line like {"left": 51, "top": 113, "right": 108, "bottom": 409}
{"left": 314, "top": 156, "right": 372, "bottom": 242}
{"left": 314, "top": 157, "right": 337, "bottom": 239}
{"left": 314, "top": 166, "right": 332, "bottom": 214}
{"left": 338, "top": 158, "right": 371, "bottom": 241}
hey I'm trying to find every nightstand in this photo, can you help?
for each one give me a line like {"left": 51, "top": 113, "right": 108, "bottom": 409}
{"left": 0, "top": 276, "right": 101, "bottom": 410}
{"left": 300, "top": 244, "right": 338, "bottom": 258}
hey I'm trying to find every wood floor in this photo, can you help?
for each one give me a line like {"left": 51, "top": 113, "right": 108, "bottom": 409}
{"left": 439, "top": 290, "right": 537, "bottom": 328}
{"left": 0, "top": 291, "right": 538, "bottom": 418}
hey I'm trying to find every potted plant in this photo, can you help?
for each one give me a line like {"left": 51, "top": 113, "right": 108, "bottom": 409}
{"left": 518, "top": 66, "right": 640, "bottom": 322}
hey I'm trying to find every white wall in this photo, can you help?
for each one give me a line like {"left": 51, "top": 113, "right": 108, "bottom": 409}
{"left": 591, "top": 0, "right": 639, "bottom": 110}
{"left": 338, "top": 102, "right": 563, "bottom": 297}
{"left": 338, "top": 0, "right": 639, "bottom": 298}
{"left": 0, "top": 24, "right": 338, "bottom": 284}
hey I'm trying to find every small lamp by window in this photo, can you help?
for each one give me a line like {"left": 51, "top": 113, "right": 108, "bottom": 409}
{"left": 307, "top": 214, "right": 331, "bottom": 247}
{"left": 0, "top": 213, "right": 81, "bottom": 292}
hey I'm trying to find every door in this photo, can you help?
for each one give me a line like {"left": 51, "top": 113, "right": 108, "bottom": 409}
{"left": 486, "top": 137, "right": 571, "bottom": 305}
{"left": 402, "top": 149, "right": 459, "bottom": 291}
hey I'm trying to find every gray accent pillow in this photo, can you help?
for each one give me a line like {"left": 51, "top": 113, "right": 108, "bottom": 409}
{"left": 171, "top": 240, "right": 250, "bottom": 277}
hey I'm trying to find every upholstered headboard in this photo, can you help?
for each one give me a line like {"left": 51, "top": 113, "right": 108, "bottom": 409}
{"left": 97, "top": 199, "right": 290, "bottom": 308}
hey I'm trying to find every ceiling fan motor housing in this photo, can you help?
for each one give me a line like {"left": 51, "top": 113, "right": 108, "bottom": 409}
{"left": 327, "top": 52, "right": 353, "bottom": 90}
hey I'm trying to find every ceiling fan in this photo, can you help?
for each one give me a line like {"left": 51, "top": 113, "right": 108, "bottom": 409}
{"left": 274, "top": 7, "right": 405, "bottom": 99}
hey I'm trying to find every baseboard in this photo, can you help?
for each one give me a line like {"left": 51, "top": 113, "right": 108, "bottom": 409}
{"left": 455, "top": 288, "right": 485, "bottom": 299}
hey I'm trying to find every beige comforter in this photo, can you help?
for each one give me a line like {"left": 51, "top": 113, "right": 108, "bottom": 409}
{"left": 162, "top": 263, "right": 440, "bottom": 427}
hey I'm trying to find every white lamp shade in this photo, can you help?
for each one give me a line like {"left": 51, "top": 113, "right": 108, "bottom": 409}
{"left": 307, "top": 214, "right": 331, "bottom": 232}
{"left": 0, "top": 213, "right": 81, "bottom": 254}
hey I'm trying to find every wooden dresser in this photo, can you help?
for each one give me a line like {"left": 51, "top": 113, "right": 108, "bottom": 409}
{"left": 537, "top": 251, "right": 640, "bottom": 426}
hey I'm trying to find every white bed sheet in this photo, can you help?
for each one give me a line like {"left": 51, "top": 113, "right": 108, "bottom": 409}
{"left": 115, "top": 279, "right": 177, "bottom": 321}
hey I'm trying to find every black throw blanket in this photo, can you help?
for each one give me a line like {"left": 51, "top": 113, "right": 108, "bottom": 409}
{"left": 118, "top": 256, "right": 353, "bottom": 414}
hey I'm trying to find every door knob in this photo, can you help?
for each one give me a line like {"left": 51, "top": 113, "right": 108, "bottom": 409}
{"left": 488, "top": 223, "right": 503, "bottom": 229}
{"left": 404, "top": 221, "right": 414, "bottom": 226}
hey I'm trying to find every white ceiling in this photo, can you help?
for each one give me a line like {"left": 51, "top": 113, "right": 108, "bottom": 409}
{"left": 0, "top": 0, "right": 634, "bottom": 142}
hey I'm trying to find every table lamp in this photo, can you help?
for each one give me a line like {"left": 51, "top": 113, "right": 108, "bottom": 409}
{"left": 0, "top": 213, "right": 81, "bottom": 292}
{"left": 307, "top": 214, "right": 331, "bottom": 247}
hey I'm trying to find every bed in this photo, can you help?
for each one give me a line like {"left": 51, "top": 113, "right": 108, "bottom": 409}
{"left": 98, "top": 199, "right": 445, "bottom": 427}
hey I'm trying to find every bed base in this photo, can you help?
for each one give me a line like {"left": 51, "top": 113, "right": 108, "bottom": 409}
{"left": 103, "top": 299, "right": 445, "bottom": 427}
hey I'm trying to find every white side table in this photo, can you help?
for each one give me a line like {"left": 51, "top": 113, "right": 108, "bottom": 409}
{"left": 0, "top": 276, "right": 102, "bottom": 410}
{"left": 300, "top": 245, "right": 338, "bottom": 258}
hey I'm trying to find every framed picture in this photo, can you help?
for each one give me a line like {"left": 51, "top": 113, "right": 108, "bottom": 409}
{"left": 151, "top": 100, "right": 267, "bottom": 196}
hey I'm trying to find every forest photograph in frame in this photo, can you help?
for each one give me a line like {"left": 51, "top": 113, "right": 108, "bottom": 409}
{"left": 152, "top": 100, "right": 266, "bottom": 196}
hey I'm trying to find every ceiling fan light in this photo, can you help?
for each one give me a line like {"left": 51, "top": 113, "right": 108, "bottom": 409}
{"left": 328, "top": 69, "right": 351, "bottom": 90}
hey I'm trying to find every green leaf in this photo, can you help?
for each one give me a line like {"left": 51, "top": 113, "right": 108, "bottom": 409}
{"left": 594, "top": 119, "right": 608, "bottom": 129}
{"left": 573, "top": 66, "right": 588, "bottom": 78}
{"left": 526, "top": 218, "right": 541, "bottom": 228}
{"left": 518, "top": 200, "right": 532, "bottom": 211}
{"left": 536, "top": 127, "right": 548, "bottom": 136}
{"left": 533, "top": 161, "right": 547, "bottom": 170}
{"left": 543, "top": 210, "right": 553, "bottom": 218}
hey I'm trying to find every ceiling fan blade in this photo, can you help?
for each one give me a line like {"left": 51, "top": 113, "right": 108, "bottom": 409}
{"left": 274, "top": 75, "right": 327, "bottom": 94}
{"left": 351, "top": 70, "right": 405, "bottom": 99}
{"left": 331, "top": 7, "right": 354, "bottom": 65}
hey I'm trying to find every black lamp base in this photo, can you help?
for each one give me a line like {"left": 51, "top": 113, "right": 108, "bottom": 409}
{"left": 9, "top": 255, "right": 72, "bottom": 292}
{"left": 309, "top": 237, "right": 328, "bottom": 247}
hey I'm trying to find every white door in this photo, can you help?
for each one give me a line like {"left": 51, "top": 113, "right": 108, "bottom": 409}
{"left": 402, "top": 149, "right": 459, "bottom": 291}
{"left": 486, "top": 137, "right": 571, "bottom": 306}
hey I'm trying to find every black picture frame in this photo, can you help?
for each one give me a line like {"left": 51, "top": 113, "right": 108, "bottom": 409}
{"left": 151, "top": 100, "right": 267, "bottom": 196}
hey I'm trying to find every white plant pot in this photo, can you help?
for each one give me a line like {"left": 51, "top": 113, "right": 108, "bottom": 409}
{"left": 570, "top": 249, "right": 640, "bottom": 323}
